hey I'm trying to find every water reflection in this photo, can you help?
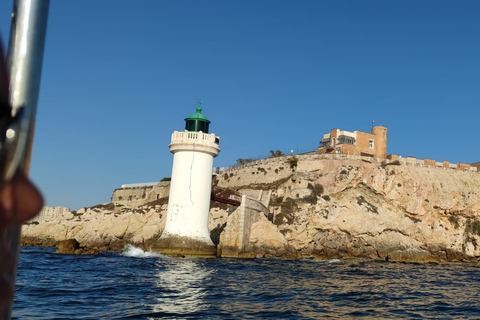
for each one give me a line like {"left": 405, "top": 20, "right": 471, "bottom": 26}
{"left": 150, "top": 259, "right": 214, "bottom": 317}
{"left": 14, "top": 250, "right": 480, "bottom": 319}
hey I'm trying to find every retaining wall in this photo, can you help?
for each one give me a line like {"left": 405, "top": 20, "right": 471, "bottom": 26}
{"left": 218, "top": 153, "right": 478, "bottom": 173}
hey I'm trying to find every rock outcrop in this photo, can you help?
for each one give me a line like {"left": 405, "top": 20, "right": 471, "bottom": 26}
{"left": 214, "top": 155, "right": 480, "bottom": 262}
{"left": 23, "top": 204, "right": 166, "bottom": 251}
{"left": 22, "top": 154, "right": 480, "bottom": 262}
{"left": 22, "top": 200, "right": 229, "bottom": 254}
{"left": 56, "top": 239, "right": 99, "bottom": 255}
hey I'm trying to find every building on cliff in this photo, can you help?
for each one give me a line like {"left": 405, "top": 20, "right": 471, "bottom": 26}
{"left": 111, "top": 181, "right": 170, "bottom": 208}
{"left": 29, "top": 206, "right": 70, "bottom": 222}
{"left": 317, "top": 125, "right": 388, "bottom": 158}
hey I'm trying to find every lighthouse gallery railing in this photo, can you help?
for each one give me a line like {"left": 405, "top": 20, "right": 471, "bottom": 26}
{"left": 171, "top": 130, "right": 220, "bottom": 145}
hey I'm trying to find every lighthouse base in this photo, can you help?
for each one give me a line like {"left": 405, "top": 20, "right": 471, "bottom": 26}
{"left": 151, "top": 236, "right": 217, "bottom": 257}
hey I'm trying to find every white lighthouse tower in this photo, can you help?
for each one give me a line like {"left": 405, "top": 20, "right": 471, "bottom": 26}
{"left": 153, "top": 106, "right": 220, "bottom": 256}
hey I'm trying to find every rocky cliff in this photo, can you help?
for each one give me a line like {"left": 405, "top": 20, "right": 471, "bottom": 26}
{"left": 22, "top": 200, "right": 229, "bottom": 253}
{"left": 22, "top": 154, "right": 480, "bottom": 262}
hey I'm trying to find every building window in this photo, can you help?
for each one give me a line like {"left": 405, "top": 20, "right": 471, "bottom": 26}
{"left": 336, "top": 148, "right": 341, "bottom": 154}
{"left": 338, "top": 135, "right": 356, "bottom": 145}
{"left": 320, "top": 139, "right": 331, "bottom": 147}
{"left": 369, "top": 140, "right": 374, "bottom": 149}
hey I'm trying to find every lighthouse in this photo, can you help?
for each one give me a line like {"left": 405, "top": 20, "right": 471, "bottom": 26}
{"left": 153, "top": 106, "right": 220, "bottom": 256}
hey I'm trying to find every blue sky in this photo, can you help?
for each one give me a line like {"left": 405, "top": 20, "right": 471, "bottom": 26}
{"left": 1, "top": 1, "right": 480, "bottom": 210}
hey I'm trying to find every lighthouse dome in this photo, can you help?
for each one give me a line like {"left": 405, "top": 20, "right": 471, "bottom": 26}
{"left": 185, "top": 107, "right": 211, "bottom": 133}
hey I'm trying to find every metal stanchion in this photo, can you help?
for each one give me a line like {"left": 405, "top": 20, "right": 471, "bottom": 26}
{"left": 2, "top": 1, "right": 49, "bottom": 319}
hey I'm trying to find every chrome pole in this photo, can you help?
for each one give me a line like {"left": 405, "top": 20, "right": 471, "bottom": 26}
{"left": 7, "top": 0, "right": 50, "bottom": 174}
{"left": 3, "top": 1, "right": 49, "bottom": 319}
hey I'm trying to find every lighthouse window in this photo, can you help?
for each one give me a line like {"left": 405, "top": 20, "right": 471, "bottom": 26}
{"left": 369, "top": 140, "right": 374, "bottom": 149}
{"left": 185, "top": 120, "right": 209, "bottom": 133}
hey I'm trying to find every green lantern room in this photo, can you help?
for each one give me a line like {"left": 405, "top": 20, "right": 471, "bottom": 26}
{"left": 185, "top": 107, "right": 211, "bottom": 133}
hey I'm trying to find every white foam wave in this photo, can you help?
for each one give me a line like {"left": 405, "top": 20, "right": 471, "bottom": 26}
{"left": 327, "top": 258, "right": 341, "bottom": 264}
{"left": 122, "top": 244, "right": 166, "bottom": 258}
{"left": 303, "top": 258, "right": 342, "bottom": 264}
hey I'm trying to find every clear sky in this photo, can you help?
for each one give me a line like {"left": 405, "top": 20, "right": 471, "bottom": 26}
{"left": 1, "top": 1, "right": 479, "bottom": 210}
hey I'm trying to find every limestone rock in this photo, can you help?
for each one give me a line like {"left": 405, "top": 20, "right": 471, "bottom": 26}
{"left": 22, "top": 203, "right": 229, "bottom": 255}
{"left": 55, "top": 239, "right": 99, "bottom": 255}
{"left": 215, "top": 155, "right": 480, "bottom": 262}
{"left": 246, "top": 215, "right": 298, "bottom": 258}
{"left": 22, "top": 154, "right": 480, "bottom": 262}
{"left": 56, "top": 239, "right": 79, "bottom": 254}
{"left": 386, "top": 248, "right": 441, "bottom": 263}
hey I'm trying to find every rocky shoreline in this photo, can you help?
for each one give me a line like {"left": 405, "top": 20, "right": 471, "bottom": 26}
{"left": 22, "top": 156, "right": 480, "bottom": 263}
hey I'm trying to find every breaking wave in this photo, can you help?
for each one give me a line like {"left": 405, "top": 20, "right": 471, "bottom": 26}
{"left": 122, "top": 244, "right": 167, "bottom": 258}
{"left": 327, "top": 258, "right": 341, "bottom": 264}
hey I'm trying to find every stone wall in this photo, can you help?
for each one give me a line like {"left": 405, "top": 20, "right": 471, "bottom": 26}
{"left": 30, "top": 206, "right": 71, "bottom": 222}
{"left": 391, "top": 155, "right": 477, "bottom": 172}
{"left": 219, "top": 195, "right": 271, "bottom": 257}
{"left": 215, "top": 156, "right": 294, "bottom": 189}
{"left": 222, "top": 153, "right": 478, "bottom": 176}
{"left": 111, "top": 182, "right": 170, "bottom": 208}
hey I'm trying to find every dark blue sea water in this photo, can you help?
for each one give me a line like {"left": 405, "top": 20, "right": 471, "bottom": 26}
{"left": 11, "top": 246, "right": 480, "bottom": 319}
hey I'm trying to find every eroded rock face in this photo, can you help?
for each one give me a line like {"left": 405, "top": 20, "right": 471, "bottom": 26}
{"left": 22, "top": 202, "right": 229, "bottom": 254}
{"left": 215, "top": 156, "right": 480, "bottom": 262}
{"left": 22, "top": 206, "right": 166, "bottom": 251}
{"left": 23, "top": 156, "right": 480, "bottom": 262}
{"left": 219, "top": 213, "right": 298, "bottom": 258}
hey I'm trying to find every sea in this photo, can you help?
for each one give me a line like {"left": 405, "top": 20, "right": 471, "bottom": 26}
{"left": 11, "top": 246, "right": 480, "bottom": 320}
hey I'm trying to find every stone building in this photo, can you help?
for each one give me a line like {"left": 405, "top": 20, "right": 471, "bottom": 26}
{"left": 111, "top": 181, "right": 171, "bottom": 208}
{"left": 30, "top": 206, "right": 71, "bottom": 222}
{"left": 317, "top": 126, "right": 388, "bottom": 159}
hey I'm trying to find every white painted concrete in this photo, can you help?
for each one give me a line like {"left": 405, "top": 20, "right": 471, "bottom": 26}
{"left": 160, "top": 130, "right": 220, "bottom": 246}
